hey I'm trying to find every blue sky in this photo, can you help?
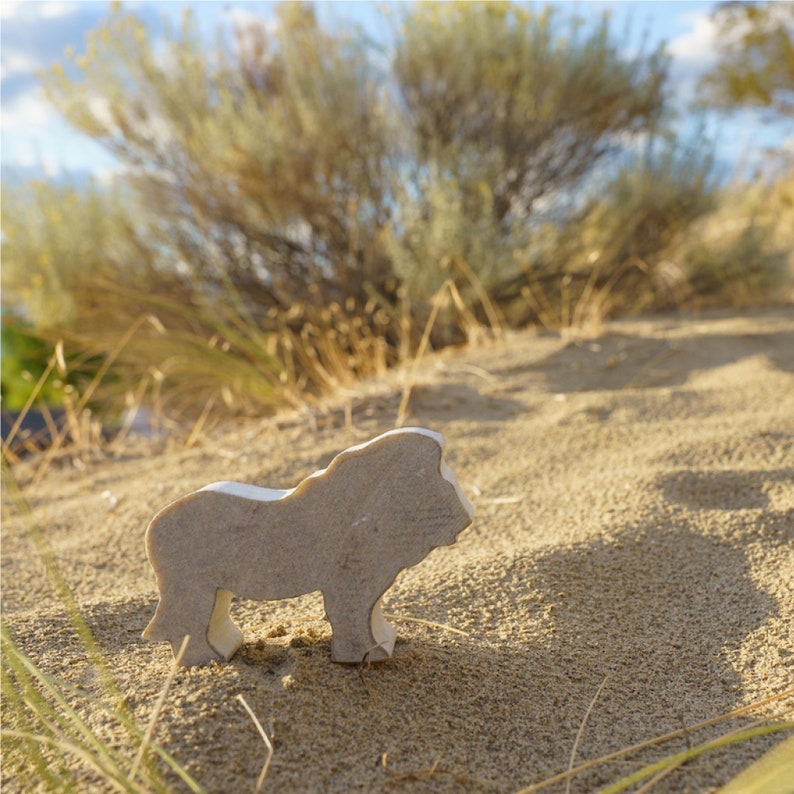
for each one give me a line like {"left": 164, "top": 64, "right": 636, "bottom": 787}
{"left": 0, "top": 1, "right": 788, "bottom": 183}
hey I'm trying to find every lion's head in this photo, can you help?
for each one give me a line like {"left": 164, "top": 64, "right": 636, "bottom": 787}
{"left": 297, "top": 428, "right": 473, "bottom": 572}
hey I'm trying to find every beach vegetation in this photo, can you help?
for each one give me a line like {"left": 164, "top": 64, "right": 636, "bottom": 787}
{"left": 2, "top": 5, "right": 793, "bottom": 791}
{"left": 696, "top": 1, "right": 794, "bottom": 121}
{"left": 1, "top": 0, "right": 791, "bottom": 429}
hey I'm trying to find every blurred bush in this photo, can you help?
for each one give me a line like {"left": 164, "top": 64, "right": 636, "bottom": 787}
{"left": 672, "top": 173, "right": 793, "bottom": 309}
{"left": 697, "top": 2, "right": 794, "bottom": 121}
{"left": 1, "top": 317, "right": 64, "bottom": 412}
{"left": 1, "top": 1, "right": 791, "bottom": 427}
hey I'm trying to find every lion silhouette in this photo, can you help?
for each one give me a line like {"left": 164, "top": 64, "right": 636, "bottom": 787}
{"left": 143, "top": 428, "right": 473, "bottom": 666}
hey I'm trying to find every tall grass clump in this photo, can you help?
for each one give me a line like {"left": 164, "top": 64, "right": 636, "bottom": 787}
{"left": 673, "top": 172, "right": 794, "bottom": 308}
{"left": 1, "top": 627, "right": 206, "bottom": 794}
{"left": 0, "top": 464, "right": 204, "bottom": 792}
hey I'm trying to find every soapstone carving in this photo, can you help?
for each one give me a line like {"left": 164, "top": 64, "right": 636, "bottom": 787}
{"left": 143, "top": 427, "right": 474, "bottom": 666}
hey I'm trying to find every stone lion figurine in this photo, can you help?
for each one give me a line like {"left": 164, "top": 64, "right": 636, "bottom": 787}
{"left": 143, "top": 428, "right": 473, "bottom": 666}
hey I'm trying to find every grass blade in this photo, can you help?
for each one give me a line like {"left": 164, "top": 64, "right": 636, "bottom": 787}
{"left": 599, "top": 721, "right": 794, "bottom": 794}
{"left": 515, "top": 687, "right": 794, "bottom": 793}
{"left": 236, "top": 694, "right": 274, "bottom": 793}
{"left": 715, "top": 734, "right": 794, "bottom": 794}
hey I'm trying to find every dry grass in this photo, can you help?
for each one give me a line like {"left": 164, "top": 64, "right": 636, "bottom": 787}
{"left": 514, "top": 688, "right": 794, "bottom": 794}
{"left": 396, "top": 278, "right": 501, "bottom": 427}
{"left": 3, "top": 267, "right": 505, "bottom": 481}
{"left": 0, "top": 467, "right": 205, "bottom": 793}
{"left": 235, "top": 695, "right": 274, "bottom": 794}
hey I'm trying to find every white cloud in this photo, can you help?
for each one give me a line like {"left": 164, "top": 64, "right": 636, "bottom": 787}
{"left": 0, "top": 0, "right": 101, "bottom": 91}
{"left": 0, "top": 89, "right": 56, "bottom": 131}
{"left": 37, "top": 1, "right": 82, "bottom": 19}
{"left": 668, "top": 11, "right": 720, "bottom": 70}
{"left": 1, "top": 86, "right": 119, "bottom": 180}
{"left": 668, "top": 4, "right": 793, "bottom": 72}
{"left": 665, "top": 10, "right": 722, "bottom": 108}
{"left": 0, "top": 1, "right": 80, "bottom": 20}
{"left": 0, "top": 49, "right": 43, "bottom": 82}
{"left": 0, "top": 1, "right": 30, "bottom": 20}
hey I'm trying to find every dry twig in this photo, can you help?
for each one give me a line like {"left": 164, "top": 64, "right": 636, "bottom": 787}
{"left": 237, "top": 694, "right": 274, "bottom": 792}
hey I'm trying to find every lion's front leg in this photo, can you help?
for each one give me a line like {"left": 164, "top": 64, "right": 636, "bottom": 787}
{"left": 369, "top": 599, "right": 397, "bottom": 658}
{"left": 323, "top": 592, "right": 396, "bottom": 663}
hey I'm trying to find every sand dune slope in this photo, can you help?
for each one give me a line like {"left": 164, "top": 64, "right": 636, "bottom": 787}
{"left": 3, "top": 309, "right": 793, "bottom": 792}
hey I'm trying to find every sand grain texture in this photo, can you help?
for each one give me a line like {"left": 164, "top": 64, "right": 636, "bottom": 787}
{"left": 2, "top": 309, "right": 793, "bottom": 792}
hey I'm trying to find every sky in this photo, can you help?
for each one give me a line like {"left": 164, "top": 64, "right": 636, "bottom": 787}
{"left": 0, "top": 0, "right": 789, "bottom": 184}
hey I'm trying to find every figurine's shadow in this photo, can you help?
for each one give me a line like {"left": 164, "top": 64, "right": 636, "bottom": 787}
{"left": 657, "top": 468, "right": 792, "bottom": 512}
{"left": 83, "top": 597, "right": 160, "bottom": 654}
{"left": 9, "top": 512, "right": 779, "bottom": 793}
{"left": 523, "top": 324, "right": 794, "bottom": 395}
{"left": 2, "top": 595, "right": 161, "bottom": 686}
{"left": 401, "top": 381, "right": 525, "bottom": 424}
{"left": 161, "top": 518, "right": 778, "bottom": 792}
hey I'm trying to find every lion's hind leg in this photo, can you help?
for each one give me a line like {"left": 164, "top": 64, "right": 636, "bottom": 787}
{"left": 206, "top": 588, "right": 243, "bottom": 662}
{"left": 143, "top": 582, "right": 241, "bottom": 667}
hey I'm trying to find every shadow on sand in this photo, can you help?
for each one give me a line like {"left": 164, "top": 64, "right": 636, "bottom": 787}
{"left": 124, "top": 518, "right": 781, "bottom": 793}
{"left": 507, "top": 322, "right": 794, "bottom": 395}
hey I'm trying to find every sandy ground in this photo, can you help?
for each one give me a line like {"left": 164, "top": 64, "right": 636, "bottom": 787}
{"left": 2, "top": 308, "right": 793, "bottom": 793}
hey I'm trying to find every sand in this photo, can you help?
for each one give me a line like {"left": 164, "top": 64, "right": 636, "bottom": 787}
{"left": 2, "top": 308, "right": 793, "bottom": 792}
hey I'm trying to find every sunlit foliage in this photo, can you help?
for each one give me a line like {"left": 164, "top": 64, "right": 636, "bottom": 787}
{"left": 1, "top": 2, "right": 790, "bottom": 422}
{"left": 393, "top": 2, "right": 667, "bottom": 225}
{"left": 698, "top": 1, "right": 794, "bottom": 118}
{"left": 43, "top": 4, "right": 396, "bottom": 311}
